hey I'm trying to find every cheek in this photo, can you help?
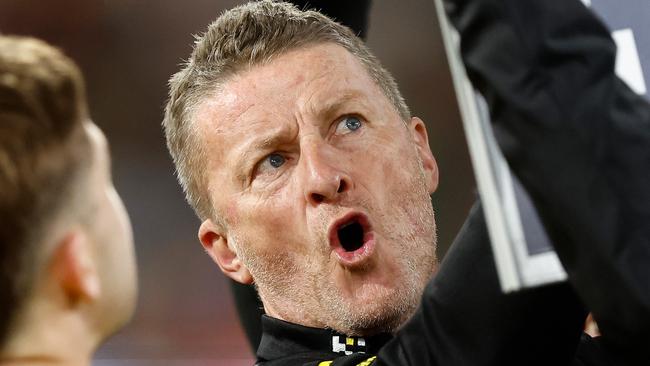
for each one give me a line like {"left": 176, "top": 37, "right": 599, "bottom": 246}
{"left": 224, "top": 199, "right": 241, "bottom": 226}
{"left": 224, "top": 190, "right": 287, "bottom": 229}
{"left": 227, "top": 191, "right": 305, "bottom": 253}
{"left": 359, "top": 133, "right": 419, "bottom": 190}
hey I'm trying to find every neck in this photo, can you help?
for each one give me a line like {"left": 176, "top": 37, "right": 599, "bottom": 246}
{"left": 1, "top": 300, "right": 98, "bottom": 366}
{"left": 261, "top": 295, "right": 327, "bottom": 332}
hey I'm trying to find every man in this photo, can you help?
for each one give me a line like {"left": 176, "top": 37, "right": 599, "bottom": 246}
{"left": 0, "top": 36, "right": 137, "bottom": 365}
{"left": 163, "top": 0, "right": 649, "bottom": 365}
{"left": 166, "top": 0, "right": 440, "bottom": 338}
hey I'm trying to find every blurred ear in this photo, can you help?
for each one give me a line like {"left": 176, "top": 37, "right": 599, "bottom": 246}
{"left": 409, "top": 117, "right": 439, "bottom": 194}
{"left": 52, "top": 231, "right": 101, "bottom": 305}
{"left": 199, "top": 219, "right": 253, "bottom": 285}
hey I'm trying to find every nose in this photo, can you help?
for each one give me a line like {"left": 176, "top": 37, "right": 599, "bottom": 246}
{"left": 300, "top": 141, "right": 352, "bottom": 206}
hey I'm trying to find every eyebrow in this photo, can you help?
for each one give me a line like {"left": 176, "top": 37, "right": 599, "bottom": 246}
{"left": 310, "top": 90, "right": 368, "bottom": 121}
{"left": 232, "top": 127, "right": 291, "bottom": 182}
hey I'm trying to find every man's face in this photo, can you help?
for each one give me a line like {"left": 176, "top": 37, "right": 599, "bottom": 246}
{"left": 196, "top": 43, "right": 439, "bottom": 335}
{"left": 84, "top": 123, "right": 137, "bottom": 336}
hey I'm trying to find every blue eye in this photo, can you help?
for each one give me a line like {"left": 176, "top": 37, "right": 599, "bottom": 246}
{"left": 268, "top": 153, "right": 285, "bottom": 168}
{"left": 336, "top": 116, "right": 363, "bottom": 134}
{"left": 344, "top": 116, "right": 361, "bottom": 131}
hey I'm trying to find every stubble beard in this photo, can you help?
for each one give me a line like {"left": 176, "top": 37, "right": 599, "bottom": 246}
{"left": 233, "top": 159, "right": 437, "bottom": 336}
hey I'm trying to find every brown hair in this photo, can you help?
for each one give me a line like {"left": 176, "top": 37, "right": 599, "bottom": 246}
{"left": 163, "top": 0, "right": 410, "bottom": 222}
{"left": 0, "top": 35, "right": 92, "bottom": 345}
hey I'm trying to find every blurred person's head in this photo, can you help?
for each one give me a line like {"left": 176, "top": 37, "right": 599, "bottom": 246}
{"left": 0, "top": 36, "right": 136, "bottom": 364}
{"left": 164, "top": 0, "right": 438, "bottom": 336}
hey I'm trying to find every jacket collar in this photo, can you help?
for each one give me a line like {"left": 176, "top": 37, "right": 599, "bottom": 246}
{"left": 256, "top": 315, "right": 392, "bottom": 362}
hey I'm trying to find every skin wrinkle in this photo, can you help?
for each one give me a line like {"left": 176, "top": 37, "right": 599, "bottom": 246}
{"left": 309, "top": 93, "right": 365, "bottom": 128}
{"left": 301, "top": 68, "right": 337, "bottom": 125}
{"left": 198, "top": 43, "right": 438, "bottom": 335}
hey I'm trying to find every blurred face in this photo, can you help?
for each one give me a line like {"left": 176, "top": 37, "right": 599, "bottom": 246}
{"left": 83, "top": 123, "right": 137, "bottom": 336}
{"left": 196, "top": 43, "right": 439, "bottom": 335}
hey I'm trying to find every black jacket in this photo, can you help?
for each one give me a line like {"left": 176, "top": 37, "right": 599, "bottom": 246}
{"left": 442, "top": 0, "right": 650, "bottom": 364}
{"left": 255, "top": 0, "right": 650, "bottom": 364}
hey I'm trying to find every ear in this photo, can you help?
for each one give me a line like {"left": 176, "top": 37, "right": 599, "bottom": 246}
{"left": 199, "top": 219, "right": 253, "bottom": 285}
{"left": 51, "top": 231, "right": 101, "bottom": 305}
{"left": 409, "top": 117, "right": 439, "bottom": 194}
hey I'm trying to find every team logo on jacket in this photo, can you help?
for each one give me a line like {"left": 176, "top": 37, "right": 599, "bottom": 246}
{"left": 332, "top": 335, "right": 367, "bottom": 355}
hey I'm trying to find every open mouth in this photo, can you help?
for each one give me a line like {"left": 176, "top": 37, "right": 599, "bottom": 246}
{"left": 328, "top": 212, "right": 375, "bottom": 265}
{"left": 337, "top": 220, "right": 365, "bottom": 252}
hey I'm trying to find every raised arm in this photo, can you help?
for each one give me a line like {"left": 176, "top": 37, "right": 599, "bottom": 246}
{"left": 442, "top": 0, "right": 650, "bottom": 363}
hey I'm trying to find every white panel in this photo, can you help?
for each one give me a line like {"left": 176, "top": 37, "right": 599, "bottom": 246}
{"left": 612, "top": 28, "right": 647, "bottom": 95}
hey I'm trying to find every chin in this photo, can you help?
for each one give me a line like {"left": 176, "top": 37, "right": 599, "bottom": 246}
{"left": 342, "top": 299, "right": 417, "bottom": 336}
{"left": 323, "top": 257, "right": 432, "bottom": 335}
{"left": 329, "top": 281, "right": 420, "bottom": 336}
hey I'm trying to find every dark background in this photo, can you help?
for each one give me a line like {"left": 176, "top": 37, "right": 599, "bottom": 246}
{"left": 1, "top": 0, "right": 475, "bottom": 364}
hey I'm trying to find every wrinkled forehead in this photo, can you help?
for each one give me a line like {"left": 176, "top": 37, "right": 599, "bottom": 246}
{"left": 192, "top": 43, "right": 384, "bottom": 145}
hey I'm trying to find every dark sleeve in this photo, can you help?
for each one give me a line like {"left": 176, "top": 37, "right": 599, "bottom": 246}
{"left": 442, "top": 0, "right": 650, "bottom": 364}
{"left": 377, "top": 203, "right": 588, "bottom": 365}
